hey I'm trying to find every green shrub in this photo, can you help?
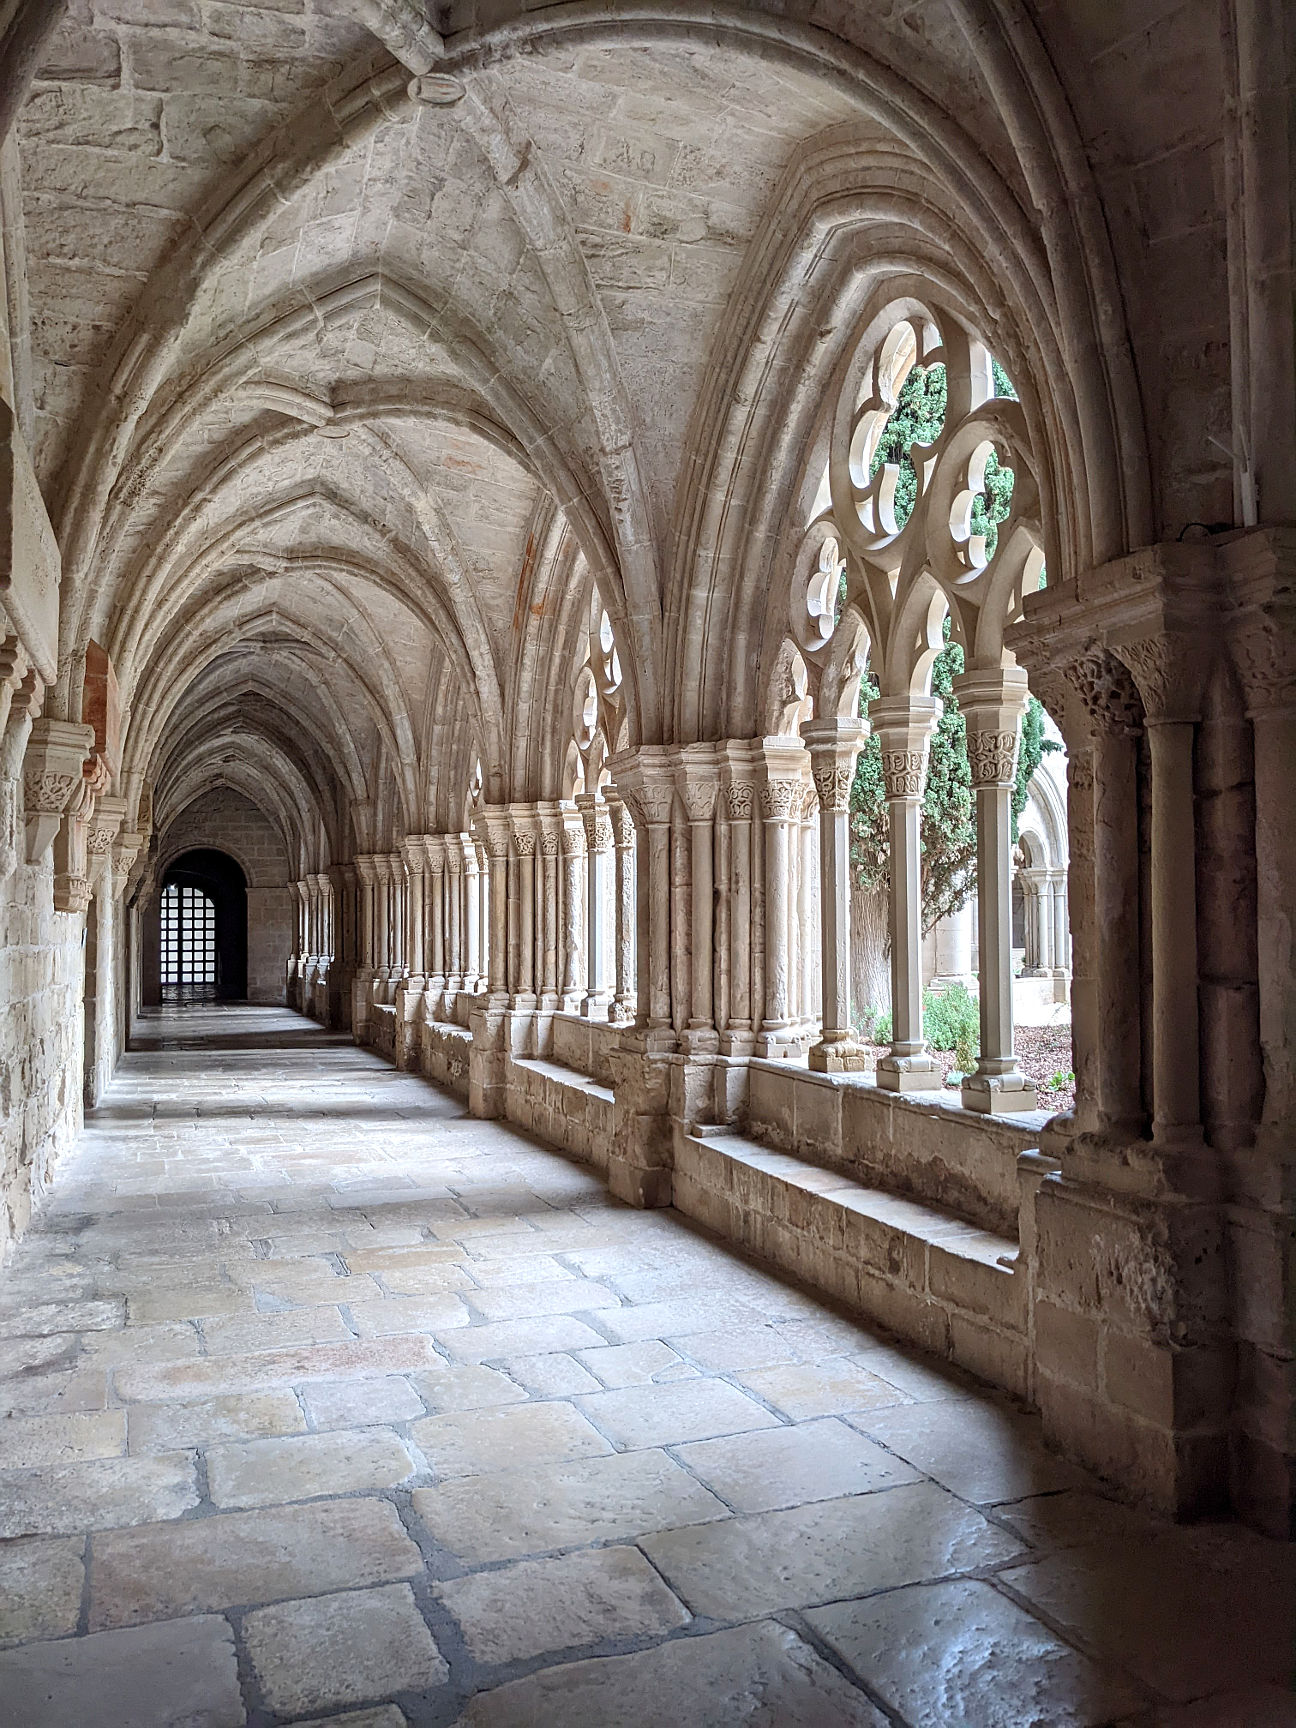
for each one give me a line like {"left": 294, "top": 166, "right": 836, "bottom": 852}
{"left": 923, "top": 983, "right": 980, "bottom": 1055}
{"left": 873, "top": 1010, "right": 892, "bottom": 1046}
{"left": 954, "top": 1026, "right": 978, "bottom": 1077}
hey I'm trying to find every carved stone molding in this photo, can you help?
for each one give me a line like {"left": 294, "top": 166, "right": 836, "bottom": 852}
{"left": 966, "top": 728, "right": 1019, "bottom": 789}
{"left": 811, "top": 763, "right": 854, "bottom": 812}
{"left": 1112, "top": 634, "right": 1209, "bottom": 725}
{"left": 880, "top": 749, "right": 926, "bottom": 799}
{"left": 759, "top": 778, "right": 799, "bottom": 821}
{"left": 22, "top": 718, "right": 94, "bottom": 864}
{"left": 725, "top": 780, "right": 754, "bottom": 820}
{"left": 1063, "top": 647, "right": 1143, "bottom": 737}
{"left": 53, "top": 873, "right": 92, "bottom": 915}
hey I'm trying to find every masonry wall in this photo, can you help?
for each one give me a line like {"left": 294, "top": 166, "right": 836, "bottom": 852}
{"left": 0, "top": 859, "right": 85, "bottom": 1261}
{"left": 150, "top": 790, "right": 293, "bottom": 1007}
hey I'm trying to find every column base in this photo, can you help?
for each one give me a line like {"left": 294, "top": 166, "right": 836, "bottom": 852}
{"left": 962, "top": 1068, "right": 1038, "bottom": 1113}
{"left": 808, "top": 1036, "right": 871, "bottom": 1074}
{"left": 875, "top": 1052, "right": 943, "bottom": 1091}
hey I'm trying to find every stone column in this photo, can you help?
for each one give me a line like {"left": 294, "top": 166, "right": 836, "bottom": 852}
{"left": 352, "top": 855, "right": 378, "bottom": 1039}
{"left": 1113, "top": 636, "right": 1210, "bottom": 1145}
{"left": 576, "top": 793, "right": 612, "bottom": 1018}
{"left": 536, "top": 803, "right": 562, "bottom": 1011}
{"left": 373, "top": 856, "right": 391, "bottom": 983}
{"left": 608, "top": 794, "right": 636, "bottom": 1026}
{"left": 797, "top": 783, "right": 819, "bottom": 1033}
{"left": 1019, "top": 867, "right": 1048, "bottom": 973}
{"left": 423, "top": 837, "right": 446, "bottom": 1005}
{"left": 509, "top": 805, "right": 538, "bottom": 1007}
{"left": 956, "top": 667, "right": 1037, "bottom": 1113}
{"left": 394, "top": 838, "right": 426, "bottom": 1069}
{"left": 754, "top": 738, "right": 808, "bottom": 1057}
{"left": 460, "top": 835, "right": 481, "bottom": 993}
{"left": 718, "top": 746, "right": 758, "bottom": 1056}
{"left": 676, "top": 746, "right": 721, "bottom": 1048}
{"left": 870, "top": 697, "right": 943, "bottom": 1090}
{"left": 559, "top": 805, "right": 585, "bottom": 1012}
{"left": 477, "top": 811, "right": 510, "bottom": 1005}
{"left": 445, "top": 841, "right": 463, "bottom": 996}
{"left": 1050, "top": 871, "right": 1070, "bottom": 979}
{"left": 802, "top": 719, "right": 868, "bottom": 1071}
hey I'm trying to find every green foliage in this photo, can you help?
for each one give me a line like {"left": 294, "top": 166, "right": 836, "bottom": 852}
{"left": 873, "top": 1009, "right": 892, "bottom": 1046}
{"left": 922, "top": 983, "right": 980, "bottom": 1054}
{"left": 869, "top": 362, "right": 946, "bottom": 530}
{"left": 849, "top": 638, "right": 977, "bottom": 934}
{"left": 954, "top": 1025, "right": 978, "bottom": 1077}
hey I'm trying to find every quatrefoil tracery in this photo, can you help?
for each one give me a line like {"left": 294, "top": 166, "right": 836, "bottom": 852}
{"left": 790, "top": 298, "right": 1045, "bottom": 698}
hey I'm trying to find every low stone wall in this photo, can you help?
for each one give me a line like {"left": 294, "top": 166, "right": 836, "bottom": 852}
{"left": 746, "top": 1060, "right": 1043, "bottom": 1238}
{"left": 419, "top": 1018, "right": 471, "bottom": 1100}
{"left": 505, "top": 1057, "right": 613, "bottom": 1172}
{"left": 369, "top": 1002, "right": 396, "bottom": 1062}
{"left": 549, "top": 1013, "right": 619, "bottom": 1088}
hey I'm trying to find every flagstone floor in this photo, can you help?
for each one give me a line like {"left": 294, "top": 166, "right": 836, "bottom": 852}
{"left": 0, "top": 1005, "right": 1291, "bottom": 1728}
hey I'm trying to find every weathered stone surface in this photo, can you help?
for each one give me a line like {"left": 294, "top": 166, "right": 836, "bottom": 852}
{"left": 127, "top": 1391, "right": 305, "bottom": 1452}
{"left": 854, "top": 1400, "right": 1086, "bottom": 1505}
{"left": 89, "top": 1498, "right": 422, "bottom": 1629}
{"left": 806, "top": 1578, "right": 1144, "bottom": 1726}
{"left": 205, "top": 1429, "right": 417, "bottom": 1508}
{"left": 408, "top": 1363, "right": 529, "bottom": 1413}
{"left": 453, "top": 1621, "right": 888, "bottom": 1726}
{"left": 0, "top": 1536, "right": 84, "bottom": 1645}
{"left": 410, "top": 1400, "right": 611, "bottom": 1478}
{"left": 574, "top": 1379, "right": 781, "bottom": 1449}
{"left": 0, "top": 1453, "right": 198, "bottom": 1537}
{"left": 302, "top": 1377, "right": 425, "bottom": 1429}
{"left": 0, "top": 1615, "right": 244, "bottom": 1728}
{"left": 640, "top": 1482, "right": 1025, "bottom": 1618}
{"left": 244, "top": 1585, "right": 447, "bottom": 1715}
{"left": 0, "top": 1407, "right": 124, "bottom": 1468}
{"left": 736, "top": 1360, "right": 909, "bottom": 1421}
{"left": 674, "top": 1417, "right": 922, "bottom": 1514}
{"left": 114, "top": 1335, "right": 441, "bottom": 1402}
{"left": 999, "top": 1530, "right": 1296, "bottom": 1703}
{"left": 412, "top": 1448, "right": 727, "bottom": 1564}
{"left": 439, "top": 1545, "right": 690, "bottom": 1664}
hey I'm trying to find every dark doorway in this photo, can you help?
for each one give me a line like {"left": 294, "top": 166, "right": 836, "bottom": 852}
{"left": 161, "top": 849, "right": 248, "bottom": 1001}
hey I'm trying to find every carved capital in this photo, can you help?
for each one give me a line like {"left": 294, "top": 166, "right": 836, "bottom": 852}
{"left": 1061, "top": 647, "right": 1142, "bottom": 737}
{"left": 1111, "top": 633, "right": 1209, "bottom": 724}
{"left": 53, "top": 873, "right": 92, "bottom": 915}
{"left": 759, "top": 778, "right": 799, "bottom": 821}
{"left": 965, "top": 728, "right": 1020, "bottom": 789}
{"left": 725, "top": 780, "right": 754, "bottom": 820}
{"left": 811, "top": 763, "right": 854, "bottom": 813}
{"left": 880, "top": 749, "right": 926, "bottom": 799}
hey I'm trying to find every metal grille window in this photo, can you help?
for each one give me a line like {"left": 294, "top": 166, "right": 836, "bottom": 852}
{"left": 160, "top": 884, "right": 216, "bottom": 994}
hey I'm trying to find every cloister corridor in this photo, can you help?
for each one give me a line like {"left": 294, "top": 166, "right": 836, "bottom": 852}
{"left": 0, "top": 1005, "right": 1289, "bottom": 1728}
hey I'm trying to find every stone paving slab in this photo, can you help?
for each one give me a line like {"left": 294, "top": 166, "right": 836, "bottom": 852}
{"left": 88, "top": 1498, "right": 423, "bottom": 1629}
{"left": 0, "top": 1453, "right": 199, "bottom": 1538}
{"left": 0, "top": 1614, "right": 245, "bottom": 1728}
{"left": 412, "top": 1447, "right": 729, "bottom": 1564}
{"left": 438, "top": 1545, "right": 691, "bottom": 1664}
{"left": 640, "top": 1481, "right": 1026, "bottom": 1619}
{"left": 451, "top": 1621, "right": 889, "bottom": 1726}
{"left": 0, "top": 1536, "right": 85, "bottom": 1645}
{"left": 807, "top": 1577, "right": 1149, "bottom": 1727}
{"left": 244, "top": 1585, "right": 447, "bottom": 1716}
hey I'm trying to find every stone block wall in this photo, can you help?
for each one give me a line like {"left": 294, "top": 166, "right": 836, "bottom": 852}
{"left": 0, "top": 860, "right": 85, "bottom": 1260}
{"left": 151, "top": 790, "right": 292, "bottom": 1005}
